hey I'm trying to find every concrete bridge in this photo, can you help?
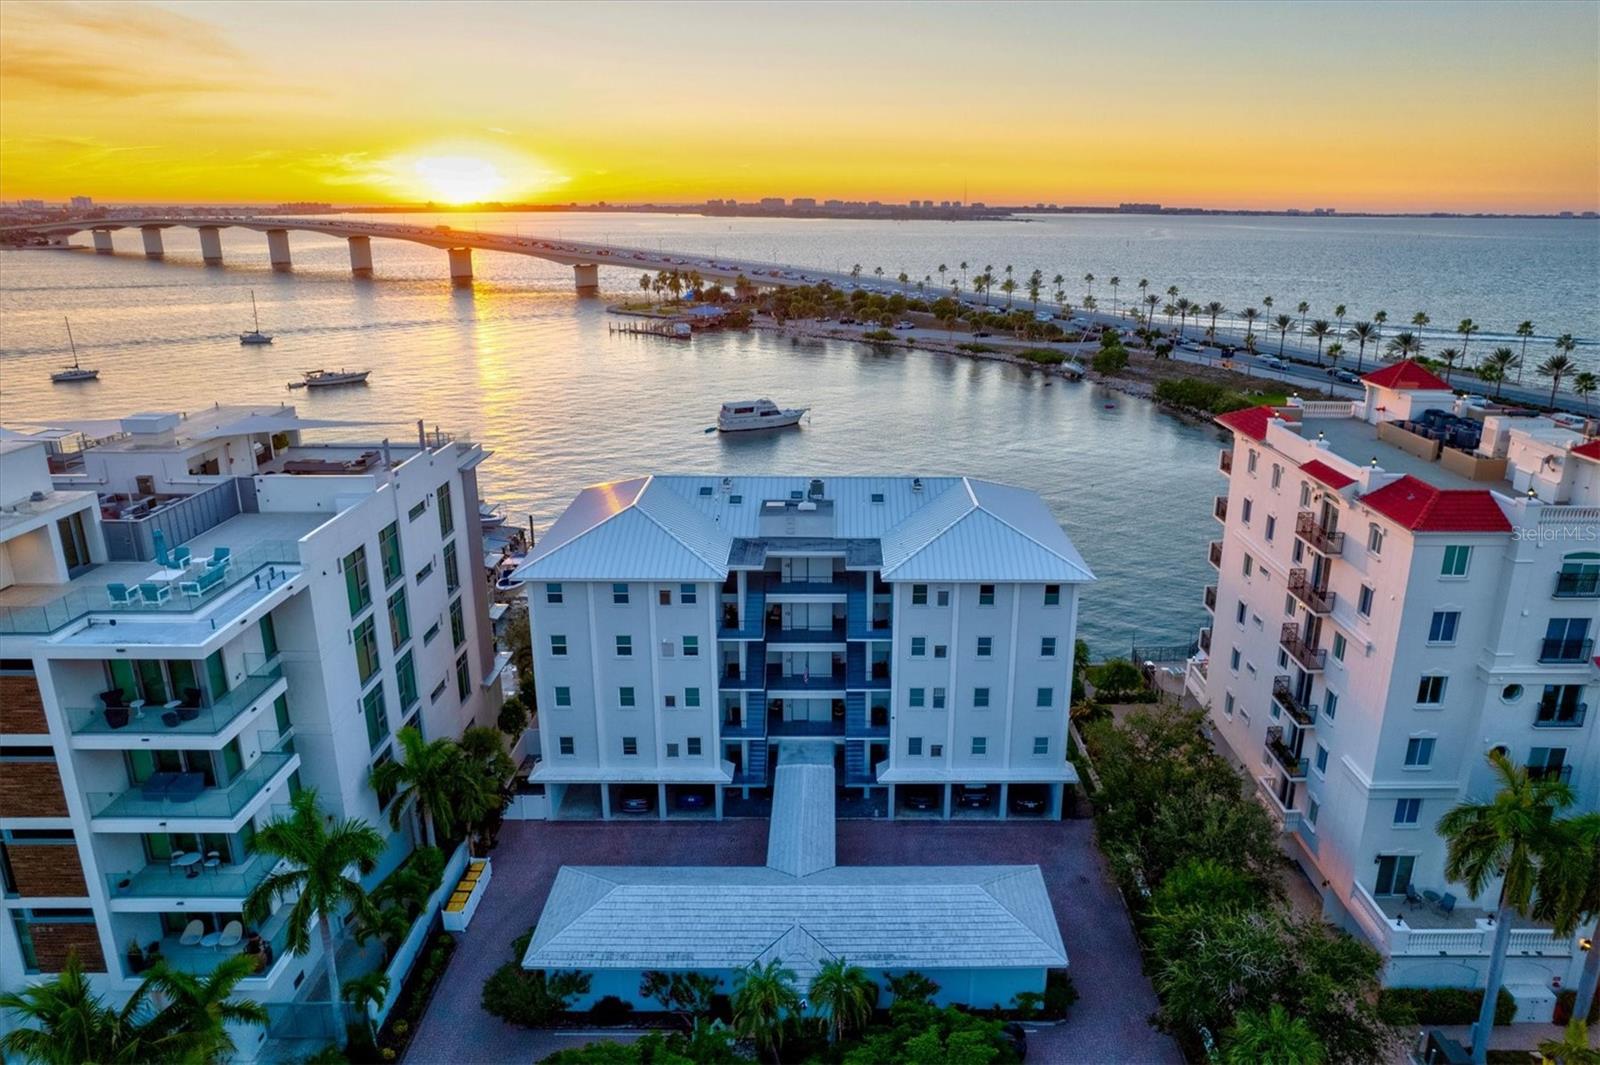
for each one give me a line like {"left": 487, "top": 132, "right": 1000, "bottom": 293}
{"left": 0, "top": 215, "right": 855, "bottom": 294}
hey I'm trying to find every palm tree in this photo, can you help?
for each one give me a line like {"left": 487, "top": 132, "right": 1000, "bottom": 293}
{"left": 1516, "top": 320, "right": 1535, "bottom": 383}
{"left": 1083, "top": 272, "right": 1095, "bottom": 303}
{"left": 1373, "top": 309, "right": 1389, "bottom": 359}
{"left": 638, "top": 273, "right": 652, "bottom": 302}
{"left": 850, "top": 263, "right": 861, "bottom": 280}
{"left": 1437, "top": 347, "right": 1463, "bottom": 384}
{"left": 342, "top": 971, "right": 392, "bottom": 1047}
{"left": 1538, "top": 1018, "right": 1600, "bottom": 1065}
{"left": 372, "top": 726, "right": 474, "bottom": 847}
{"left": 1221, "top": 1004, "right": 1325, "bottom": 1065}
{"left": 142, "top": 954, "right": 269, "bottom": 1062}
{"left": 1481, "top": 347, "right": 1520, "bottom": 399}
{"left": 1438, "top": 751, "right": 1574, "bottom": 1065}
{"left": 809, "top": 958, "right": 876, "bottom": 1045}
{"left": 872, "top": 266, "right": 884, "bottom": 282}
{"left": 1296, "top": 300, "right": 1310, "bottom": 338}
{"left": 1457, "top": 318, "right": 1480, "bottom": 365}
{"left": 1334, "top": 303, "right": 1347, "bottom": 339}
{"left": 1027, "top": 269, "right": 1043, "bottom": 310}
{"left": 244, "top": 789, "right": 385, "bottom": 1041}
{"left": 1241, "top": 306, "right": 1260, "bottom": 346}
{"left": 1000, "top": 276, "right": 1017, "bottom": 308}
{"left": 1273, "top": 313, "right": 1294, "bottom": 357}
{"left": 1307, "top": 319, "right": 1332, "bottom": 364}
{"left": 1204, "top": 301, "right": 1225, "bottom": 341}
{"left": 896, "top": 271, "right": 908, "bottom": 286}
{"left": 1412, "top": 311, "right": 1430, "bottom": 349}
{"left": 1386, "top": 330, "right": 1421, "bottom": 361}
{"left": 0, "top": 953, "right": 163, "bottom": 1064}
{"left": 1143, "top": 293, "right": 1160, "bottom": 330}
{"left": 1574, "top": 372, "right": 1598, "bottom": 413}
{"left": 1137, "top": 278, "right": 1149, "bottom": 314}
{"left": 1325, "top": 342, "right": 1344, "bottom": 369}
{"left": 1175, "top": 297, "right": 1193, "bottom": 339}
{"left": 1262, "top": 294, "right": 1274, "bottom": 317}
{"left": 1163, "top": 302, "right": 1178, "bottom": 330}
{"left": 1346, "top": 321, "right": 1377, "bottom": 373}
{"left": 937, "top": 263, "right": 947, "bottom": 289}
{"left": 732, "top": 959, "right": 800, "bottom": 1062}
{"left": 1534, "top": 813, "right": 1600, "bottom": 1037}
{"left": 1539, "top": 345, "right": 1577, "bottom": 408}
{"left": 1108, "top": 276, "right": 1121, "bottom": 317}
{"left": 958, "top": 260, "right": 968, "bottom": 289}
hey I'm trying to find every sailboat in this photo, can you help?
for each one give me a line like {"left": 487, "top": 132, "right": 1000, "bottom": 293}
{"left": 50, "top": 319, "right": 99, "bottom": 383}
{"left": 239, "top": 291, "right": 273, "bottom": 345}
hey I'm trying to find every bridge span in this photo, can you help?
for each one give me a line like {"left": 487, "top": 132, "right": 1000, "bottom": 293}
{"left": 0, "top": 215, "right": 864, "bottom": 295}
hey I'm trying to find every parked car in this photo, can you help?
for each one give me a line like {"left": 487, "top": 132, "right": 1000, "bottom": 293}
{"left": 956, "top": 785, "right": 993, "bottom": 809}
{"left": 618, "top": 787, "right": 654, "bottom": 814}
{"left": 893, "top": 320, "right": 915, "bottom": 330}
{"left": 902, "top": 786, "right": 940, "bottom": 811}
{"left": 674, "top": 788, "right": 712, "bottom": 810}
{"left": 1001, "top": 1023, "right": 1028, "bottom": 1060}
{"left": 1459, "top": 393, "right": 1489, "bottom": 408}
{"left": 1009, "top": 784, "right": 1049, "bottom": 815}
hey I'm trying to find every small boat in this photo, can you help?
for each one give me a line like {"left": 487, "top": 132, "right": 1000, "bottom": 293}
{"left": 479, "top": 501, "right": 506, "bottom": 529}
{"left": 288, "top": 368, "right": 371, "bottom": 390}
{"left": 717, "top": 398, "right": 807, "bottom": 432}
{"left": 240, "top": 291, "right": 273, "bottom": 345}
{"left": 51, "top": 318, "right": 98, "bottom": 383}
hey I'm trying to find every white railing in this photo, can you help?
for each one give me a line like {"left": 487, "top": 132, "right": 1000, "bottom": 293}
{"left": 1184, "top": 658, "right": 1208, "bottom": 703}
{"left": 1540, "top": 506, "right": 1600, "bottom": 524}
{"left": 1298, "top": 400, "right": 1359, "bottom": 418}
{"left": 1254, "top": 776, "right": 1304, "bottom": 833}
{"left": 1349, "top": 880, "right": 1573, "bottom": 957}
{"left": 1506, "top": 928, "right": 1572, "bottom": 955}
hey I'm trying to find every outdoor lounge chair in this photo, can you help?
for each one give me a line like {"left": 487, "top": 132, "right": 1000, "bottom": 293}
{"left": 178, "top": 688, "right": 203, "bottom": 721}
{"left": 178, "top": 920, "right": 205, "bottom": 947}
{"left": 207, "top": 547, "right": 231, "bottom": 568}
{"left": 106, "top": 583, "right": 141, "bottom": 608}
{"left": 99, "top": 689, "right": 132, "bottom": 729}
{"left": 217, "top": 920, "right": 243, "bottom": 949}
{"left": 138, "top": 581, "right": 171, "bottom": 605}
{"left": 1405, "top": 883, "right": 1425, "bottom": 907}
{"left": 171, "top": 546, "right": 191, "bottom": 569}
{"left": 1438, "top": 892, "right": 1456, "bottom": 916}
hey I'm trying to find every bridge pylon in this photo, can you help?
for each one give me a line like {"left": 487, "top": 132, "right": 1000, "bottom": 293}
{"left": 348, "top": 236, "right": 373, "bottom": 277}
{"left": 447, "top": 247, "right": 473, "bottom": 285}
{"left": 92, "top": 229, "right": 114, "bottom": 254}
{"left": 266, "top": 229, "right": 292, "bottom": 271}
{"left": 140, "top": 226, "right": 164, "bottom": 259}
{"left": 573, "top": 263, "right": 600, "bottom": 295}
{"left": 198, "top": 226, "right": 223, "bottom": 265}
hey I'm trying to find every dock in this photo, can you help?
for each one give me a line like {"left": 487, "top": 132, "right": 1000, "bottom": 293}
{"left": 608, "top": 319, "right": 691, "bottom": 340}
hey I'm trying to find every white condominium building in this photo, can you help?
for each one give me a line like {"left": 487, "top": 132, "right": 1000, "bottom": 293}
{"left": 1197, "top": 361, "right": 1598, "bottom": 1017}
{"left": 517, "top": 475, "right": 1093, "bottom": 820}
{"left": 0, "top": 407, "right": 500, "bottom": 1057}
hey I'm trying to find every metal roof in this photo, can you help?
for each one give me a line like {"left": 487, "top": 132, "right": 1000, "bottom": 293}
{"left": 765, "top": 742, "right": 836, "bottom": 877}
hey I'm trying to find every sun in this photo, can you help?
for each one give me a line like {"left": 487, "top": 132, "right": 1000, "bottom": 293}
{"left": 412, "top": 155, "right": 508, "bottom": 204}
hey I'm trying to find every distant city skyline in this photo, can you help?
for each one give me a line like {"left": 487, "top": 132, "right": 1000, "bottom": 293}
{"left": 1, "top": 1, "right": 1596, "bottom": 213}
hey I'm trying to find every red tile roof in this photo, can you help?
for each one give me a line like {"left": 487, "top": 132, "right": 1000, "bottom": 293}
{"left": 1214, "top": 405, "right": 1289, "bottom": 441}
{"left": 1360, "top": 475, "right": 1511, "bottom": 533}
{"left": 1301, "top": 459, "right": 1356, "bottom": 490}
{"left": 1361, "top": 359, "right": 1451, "bottom": 391}
{"left": 1572, "top": 440, "right": 1600, "bottom": 462}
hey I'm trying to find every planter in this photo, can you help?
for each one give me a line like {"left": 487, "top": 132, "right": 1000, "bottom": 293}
{"left": 441, "top": 857, "right": 490, "bottom": 932}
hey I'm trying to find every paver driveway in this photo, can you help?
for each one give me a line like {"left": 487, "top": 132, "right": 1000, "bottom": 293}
{"left": 406, "top": 818, "right": 1179, "bottom": 1064}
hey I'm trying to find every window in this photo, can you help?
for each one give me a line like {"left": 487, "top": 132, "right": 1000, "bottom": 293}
{"left": 934, "top": 644, "right": 947, "bottom": 659}
{"left": 1224, "top": 692, "right": 1235, "bottom": 717}
{"left": 559, "top": 736, "right": 575, "bottom": 756}
{"left": 1241, "top": 498, "right": 1254, "bottom": 524}
{"left": 871, "top": 492, "right": 885, "bottom": 503}
{"left": 554, "top": 685, "right": 571, "bottom": 707}
{"left": 1416, "top": 675, "right": 1446, "bottom": 706}
{"left": 259, "top": 614, "right": 279, "bottom": 659}
{"left": 1265, "top": 515, "right": 1277, "bottom": 542}
{"left": 619, "top": 686, "right": 636, "bottom": 708}
{"left": 1404, "top": 736, "right": 1435, "bottom": 767}
{"left": 622, "top": 736, "right": 638, "bottom": 757}
{"left": 1367, "top": 525, "right": 1384, "bottom": 555}
{"left": 443, "top": 540, "right": 460, "bottom": 595}
{"left": 665, "top": 694, "right": 676, "bottom": 708}
{"left": 1034, "top": 736, "right": 1049, "bottom": 755}
{"left": 1538, "top": 685, "right": 1585, "bottom": 726}
{"left": 1307, "top": 799, "right": 1319, "bottom": 825}
{"left": 685, "top": 687, "right": 701, "bottom": 708}
{"left": 932, "top": 687, "right": 946, "bottom": 709}
{"left": 423, "top": 620, "right": 441, "bottom": 645}
{"left": 1323, "top": 690, "right": 1337, "bottom": 721}
{"left": 909, "top": 687, "right": 925, "bottom": 708}
{"left": 1314, "top": 743, "right": 1328, "bottom": 774}
{"left": 976, "top": 636, "right": 993, "bottom": 657}
{"left": 344, "top": 546, "right": 371, "bottom": 616}
{"left": 449, "top": 597, "right": 465, "bottom": 649}
{"left": 1332, "top": 633, "right": 1347, "bottom": 661}
{"left": 1247, "top": 450, "right": 1258, "bottom": 474}
{"left": 396, "top": 651, "right": 419, "bottom": 711}
{"left": 388, "top": 588, "right": 411, "bottom": 649}
{"left": 455, "top": 654, "right": 471, "bottom": 701}
{"left": 974, "top": 687, "right": 990, "bottom": 708}
{"left": 612, "top": 583, "right": 629, "bottom": 605}
{"left": 379, "top": 522, "right": 403, "bottom": 586}
{"left": 1236, "top": 601, "right": 1247, "bottom": 624}
{"left": 408, "top": 499, "right": 427, "bottom": 522}
{"left": 415, "top": 560, "right": 434, "bottom": 584}
{"left": 1036, "top": 687, "right": 1053, "bottom": 707}
{"left": 1044, "top": 584, "right": 1060, "bottom": 606}
{"left": 1441, "top": 545, "right": 1472, "bottom": 577}
{"left": 911, "top": 636, "right": 927, "bottom": 657}
{"left": 929, "top": 743, "right": 943, "bottom": 757}
{"left": 1357, "top": 585, "right": 1374, "bottom": 617}
{"left": 687, "top": 737, "right": 701, "bottom": 756}
{"left": 1543, "top": 618, "right": 1593, "bottom": 662}
{"left": 936, "top": 589, "right": 950, "bottom": 606}
{"left": 666, "top": 743, "right": 680, "bottom": 758}
{"left": 1428, "top": 610, "right": 1460, "bottom": 644}
{"left": 658, "top": 589, "right": 672, "bottom": 606}
{"left": 971, "top": 737, "right": 987, "bottom": 755}
{"left": 680, "top": 584, "right": 698, "bottom": 605}
{"left": 550, "top": 634, "right": 568, "bottom": 656}
{"left": 545, "top": 583, "right": 564, "bottom": 605}
{"left": 615, "top": 635, "right": 632, "bottom": 657}
{"left": 1527, "top": 747, "right": 1570, "bottom": 782}
{"left": 911, "top": 584, "right": 928, "bottom": 606}
{"left": 430, "top": 677, "right": 448, "bottom": 702}
{"left": 1270, "top": 464, "right": 1283, "bottom": 489}
{"left": 1242, "top": 555, "right": 1254, "bottom": 577}
{"left": 698, "top": 485, "right": 714, "bottom": 496}
{"left": 362, "top": 684, "right": 388, "bottom": 751}
{"left": 1394, "top": 798, "right": 1422, "bottom": 826}
{"left": 978, "top": 584, "right": 995, "bottom": 606}
{"left": 1284, "top": 593, "right": 1297, "bottom": 616}
{"left": 1230, "top": 648, "right": 1241, "bottom": 670}
{"left": 683, "top": 636, "right": 699, "bottom": 658}
{"left": 1298, "top": 482, "right": 1311, "bottom": 508}
{"left": 908, "top": 736, "right": 923, "bottom": 756}
{"left": 353, "top": 616, "right": 380, "bottom": 685}
{"left": 1041, "top": 636, "right": 1057, "bottom": 657}
{"left": 729, "top": 494, "right": 742, "bottom": 505}
{"left": 437, "top": 482, "right": 454, "bottom": 536}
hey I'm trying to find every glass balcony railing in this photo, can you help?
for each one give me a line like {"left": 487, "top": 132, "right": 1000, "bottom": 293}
{"left": 69, "top": 656, "right": 285, "bottom": 738}
{"left": 105, "top": 850, "right": 283, "bottom": 900}
{"left": 89, "top": 749, "right": 297, "bottom": 822}
{"left": 1538, "top": 638, "right": 1595, "bottom": 664}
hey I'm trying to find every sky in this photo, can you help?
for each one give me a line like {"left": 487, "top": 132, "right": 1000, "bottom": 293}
{"left": 1, "top": 0, "right": 1597, "bottom": 213}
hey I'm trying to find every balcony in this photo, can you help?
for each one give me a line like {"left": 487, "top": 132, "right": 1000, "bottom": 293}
{"left": 89, "top": 749, "right": 298, "bottom": 826}
{"left": 105, "top": 851, "right": 283, "bottom": 902}
{"left": 720, "top": 714, "right": 765, "bottom": 738}
{"left": 1203, "top": 585, "right": 1217, "bottom": 613}
{"left": 1294, "top": 512, "right": 1345, "bottom": 555}
{"left": 1350, "top": 879, "right": 1573, "bottom": 959}
{"left": 1218, "top": 449, "right": 1234, "bottom": 475}
{"left": 1534, "top": 702, "right": 1588, "bottom": 728}
{"left": 1554, "top": 572, "right": 1600, "bottom": 598}
{"left": 1255, "top": 775, "right": 1304, "bottom": 832}
{"left": 68, "top": 658, "right": 285, "bottom": 745}
{"left": 765, "top": 668, "right": 848, "bottom": 692}
{"left": 767, "top": 716, "right": 845, "bottom": 738}
{"left": 1279, "top": 624, "right": 1327, "bottom": 672}
{"left": 1198, "top": 627, "right": 1212, "bottom": 655}
{"left": 719, "top": 667, "right": 765, "bottom": 692}
{"left": 1538, "top": 637, "right": 1595, "bottom": 664}
{"left": 764, "top": 622, "right": 847, "bottom": 645}
{"left": 1213, "top": 496, "right": 1229, "bottom": 523}
{"left": 1271, "top": 675, "right": 1317, "bottom": 727}
{"left": 1528, "top": 764, "right": 1574, "bottom": 785}
{"left": 1208, "top": 540, "right": 1223, "bottom": 569}
{"left": 1264, "top": 726, "right": 1308, "bottom": 778}
{"left": 1287, "top": 569, "right": 1335, "bottom": 615}
{"left": 764, "top": 575, "right": 849, "bottom": 597}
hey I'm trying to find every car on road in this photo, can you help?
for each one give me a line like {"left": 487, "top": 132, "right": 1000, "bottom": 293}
{"left": 618, "top": 787, "right": 654, "bottom": 815}
{"left": 1327, "top": 368, "right": 1361, "bottom": 384}
{"left": 1008, "top": 784, "right": 1049, "bottom": 815}
{"left": 973, "top": 330, "right": 993, "bottom": 338}
{"left": 956, "top": 785, "right": 994, "bottom": 809}
{"left": 1459, "top": 393, "right": 1489, "bottom": 408}
{"left": 1259, "top": 357, "right": 1289, "bottom": 370}
{"left": 902, "top": 786, "right": 940, "bottom": 811}
{"left": 894, "top": 321, "right": 915, "bottom": 330}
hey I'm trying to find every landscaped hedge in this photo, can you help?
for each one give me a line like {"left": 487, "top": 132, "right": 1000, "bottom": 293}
{"left": 1378, "top": 986, "right": 1517, "bottom": 1026}
{"left": 1554, "top": 986, "right": 1600, "bottom": 1026}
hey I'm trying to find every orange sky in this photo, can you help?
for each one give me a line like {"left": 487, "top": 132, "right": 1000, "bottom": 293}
{"left": 2, "top": 1, "right": 1597, "bottom": 212}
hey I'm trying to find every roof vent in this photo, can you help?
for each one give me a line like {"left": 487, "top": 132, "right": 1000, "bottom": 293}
{"left": 721, "top": 477, "right": 733, "bottom": 493}
{"left": 912, "top": 477, "right": 924, "bottom": 493}
{"left": 808, "top": 478, "right": 825, "bottom": 500}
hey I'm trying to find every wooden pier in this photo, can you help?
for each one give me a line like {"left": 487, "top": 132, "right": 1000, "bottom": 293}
{"left": 608, "top": 319, "right": 690, "bottom": 339}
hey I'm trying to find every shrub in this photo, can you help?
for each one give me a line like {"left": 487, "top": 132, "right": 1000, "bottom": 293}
{"left": 1092, "top": 347, "right": 1129, "bottom": 373}
{"left": 1554, "top": 987, "right": 1600, "bottom": 1025}
{"left": 956, "top": 342, "right": 1000, "bottom": 353}
{"left": 1088, "top": 658, "right": 1145, "bottom": 699}
{"left": 1017, "top": 348, "right": 1065, "bottom": 365}
{"left": 497, "top": 694, "right": 529, "bottom": 736}
{"left": 862, "top": 328, "right": 896, "bottom": 342}
{"left": 588, "top": 995, "right": 634, "bottom": 1026}
{"left": 481, "top": 964, "right": 591, "bottom": 1027}
{"left": 1378, "top": 986, "right": 1517, "bottom": 1027}
{"left": 1043, "top": 970, "right": 1077, "bottom": 1018}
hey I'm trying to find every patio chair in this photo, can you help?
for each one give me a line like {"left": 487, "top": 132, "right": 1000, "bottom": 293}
{"left": 99, "top": 689, "right": 131, "bottom": 729}
{"left": 203, "top": 851, "right": 222, "bottom": 874}
{"left": 178, "top": 920, "right": 205, "bottom": 947}
{"left": 217, "top": 920, "right": 243, "bottom": 949}
{"left": 171, "top": 546, "right": 191, "bottom": 569}
{"left": 1438, "top": 892, "right": 1457, "bottom": 916}
{"left": 168, "top": 850, "right": 189, "bottom": 870}
{"left": 178, "top": 688, "right": 203, "bottom": 722}
{"left": 1405, "top": 883, "right": 1425, "bottom": 907}
{"left": 207, "top": 546, "right": 231, "bottom": 568}
{"left": 138, "top": 581, "right": 172, "bottom": 605}
{"left": 106, "top": 583, "right": 142, "bottom": 608}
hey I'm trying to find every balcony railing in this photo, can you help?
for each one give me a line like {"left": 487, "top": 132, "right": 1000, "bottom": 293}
{"left": 1279, "top": 624, "right": 1327, "bottom": 671}
{"left": 1350, "top": 879, "right": 1574, "bottom": 958}
{"left": 764, "top": 622, "right": 847, "bottom": 644}
{"left": 1527, "top": 764, "right": 1574, "bottom": 784}
{"left": 718, "top": 668, "right": 764, "bottom": 691}
{"left": 1198, "top": 627, "right": 1212, "bottom": 654}
{"left": 1554, "top": 572, "right": 1600, "bottom": 598}
{"left": 1208, "top": 540, "right": 1223, "bottom": 569}
{"left": 69, "top": 657, "right": 284, "bottom": 739}
{"left": 89, "top": 749, "right": 297, "bottom": 822}
{"left": 1287, "top": 569, "right": 1335, "bottom": 615}
{"left": 1203, "top": 585, "right": 1217, "bottom": 613}
{"left": 1534, "top": 702, "right": 1588, "bottom": 728}
{"left": 1271, "top": 675, "right": 1317, "bottom": 727}
{"left": 1264, "top": 726, "right": 1308, "bottom": 778}
{"left": 1218, "top": 450, "right": 1234, "bottom": 475}
{"left": 1294, "top": 512, "right": 1345, "bottom": 555}
{"left": 721, "top": 715, "right": 765, "bottom": 738}
{"left": 105, "top": 851, "right": 283, "bottom": 900}
{"left": 1538, "top": 638, "right": 1595, "bottom": 664}
{"left": 1213, "top": 496, "right": 1229, "bottom": 523}
{"left": 1255, "top": 775, "right": 1304, "bottom": 832}
{"left": 765, "top": 668, "right": 848, "bottom": 692}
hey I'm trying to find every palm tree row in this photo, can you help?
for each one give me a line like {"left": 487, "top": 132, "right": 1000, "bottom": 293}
{"left": 732, "top": 956, "right": 878, "bottom": 1060}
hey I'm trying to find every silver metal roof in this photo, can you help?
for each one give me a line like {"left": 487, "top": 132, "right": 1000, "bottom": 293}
{"left": 765, "top": 742, "right": 836, "bottom": 877}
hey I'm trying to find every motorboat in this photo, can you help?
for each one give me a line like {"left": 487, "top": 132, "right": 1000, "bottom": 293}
{"left": 288, "top": 368, "right": 371, "bottom": 389}
{"left": 717, "top": 398, "right": 807, "bottom": 432}
{"left": 479, "top": 501, "right": 506, "bottom": 529}
{"left": 240, "top": 291, "right": 273, "bottom": 345}
{"left": 50, "top": 318, "right": 98, "bottom": 383}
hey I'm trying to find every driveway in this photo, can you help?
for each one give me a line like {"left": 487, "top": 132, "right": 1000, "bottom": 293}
{"left": 407, "top": 818, "right": 1178, "bottom": 1064}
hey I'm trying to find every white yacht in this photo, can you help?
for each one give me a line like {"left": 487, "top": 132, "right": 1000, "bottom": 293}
{"left": 240, "top": 291, "right": 273, "bottom": 345}
{"left": 717, "top": 399, "right": 807, "bottom": 432}
{"left": 288, "top": 368, "right": 371, "bottom": 389}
